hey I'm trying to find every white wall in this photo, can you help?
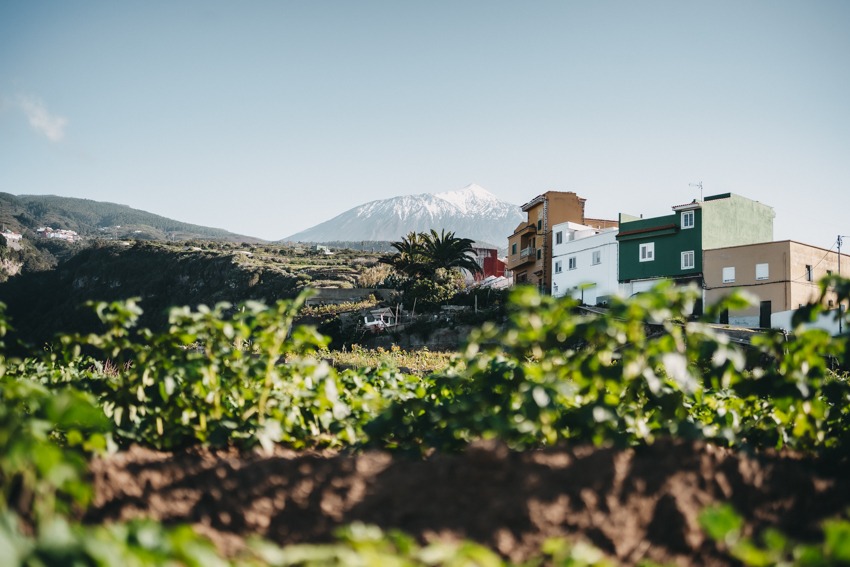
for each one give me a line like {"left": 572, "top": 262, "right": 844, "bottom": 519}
{"left": 551, "top": 225, "right": 620, "bottom": 305}
{"left": 771, "top": 308, "right": 844, "bottom": 336}
{"left": 729, "top": 315, "right": 760, "bottom": 328}
{"left": 625, "top": 278, "right": 667, "bottom": 297}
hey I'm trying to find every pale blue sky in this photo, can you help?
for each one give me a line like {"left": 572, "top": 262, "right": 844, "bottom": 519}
{"left": 1, "top": 1, "right": 848, "bottom": 248}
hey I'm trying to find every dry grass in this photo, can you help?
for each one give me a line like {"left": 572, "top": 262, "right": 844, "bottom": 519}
{"left": 327, "top": 344, "right": 457, "bottom": 375}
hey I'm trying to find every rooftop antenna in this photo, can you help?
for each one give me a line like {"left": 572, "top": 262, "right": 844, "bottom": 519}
{"left": 689, "top": 181, "right": 703, "bottom": 201}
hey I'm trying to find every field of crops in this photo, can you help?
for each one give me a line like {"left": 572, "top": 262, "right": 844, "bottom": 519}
{"left": 2, "top": 278, "right": 850, "bottom": 565}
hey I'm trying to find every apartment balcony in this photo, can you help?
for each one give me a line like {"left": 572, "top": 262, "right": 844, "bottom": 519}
{"left": 510, "top": 223, "right": 538, "bottom": 238}
{"left": 508, "top": 245, "right": 537, "bottom": 269}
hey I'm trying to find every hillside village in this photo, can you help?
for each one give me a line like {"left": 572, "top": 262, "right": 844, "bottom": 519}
{"left": 3, "top": 187, "right": 849, "bottom": 341}
{"left": 506, "top": 190, "right": 849, "bottom": 334}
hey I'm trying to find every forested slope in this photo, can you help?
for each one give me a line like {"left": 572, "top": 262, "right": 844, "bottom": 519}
{"left": 0, "top": 241, "right": 302, "bottom": 349}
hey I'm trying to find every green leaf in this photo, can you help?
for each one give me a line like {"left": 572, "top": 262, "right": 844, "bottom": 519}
{"left": 824, "top": 519, "right": 850, "bottom": 561}
{"left": 699, "top": 504, "right": 743, "bottom": 543}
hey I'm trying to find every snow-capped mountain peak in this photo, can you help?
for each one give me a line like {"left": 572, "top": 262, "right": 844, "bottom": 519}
{"left": 433, "top": 183, "right": 502, "bottom": 214}
{"left": 283, "top": 184, "right": 523, "bottom": 248}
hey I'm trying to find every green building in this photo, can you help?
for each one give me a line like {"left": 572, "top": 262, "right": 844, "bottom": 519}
{"left": 617, "top": 193, "right": 775, "bottom": 296}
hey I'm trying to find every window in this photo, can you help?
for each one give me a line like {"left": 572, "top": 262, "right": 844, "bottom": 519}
{"left": 554, "top": 260, "right": 562, "bottom": 274}
{"left": 537, "top": 248, "right": 542, "bottom": 260}
{"left": 639, "top": 242, "right": 655, "bottom": 262}
{"left": 511, "top": 243, "right": 517, "bottom": 255}
{"left": 592, "top": 250, "right": 601, "bottom": 265}
{"left": 681, "top": 250, "right": 695, "bottom": 270}
{"left": 722, "top": 266, "right": 735, "bottom": 283}
{"left": 555, "top": 231, "right": 563, "bottom": 245}
{"left": 568, "top": 256, "right": 577, "bottom": 270}
{"left": 805, "top": 265, "right": 813, "bottom": 281}
{"left": 756, "top": 263, "right": 769, "bottom": 280}
{"left": 537, "top": 219, "right": 542, "bottom": 231}
{"left": 681, "top": 210, "right": 695, "bottom": 229}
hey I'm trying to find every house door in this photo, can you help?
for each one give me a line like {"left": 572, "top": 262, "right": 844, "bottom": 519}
{"left": 693, "top": 298, "right": 703, "bottom": 319}
{"left": 719, "top": 309, "right": 729, "bottom": 325}
{"left": 759, "top": 301, "right": 772, "bottom": 329}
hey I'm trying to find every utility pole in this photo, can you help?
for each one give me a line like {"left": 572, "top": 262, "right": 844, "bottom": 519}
{"left": 837, "top": 234, "right": 844, "bottom": 335}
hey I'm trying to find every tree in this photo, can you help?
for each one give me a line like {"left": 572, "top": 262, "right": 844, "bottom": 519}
{"left": 421, "top": 229, "right": 482, "bottom": 277}
{"left": 379, "top": 231, "right": 429, "bottom": 278}
{"left": 380, "top": 230, "right": 483, "bottom": 279}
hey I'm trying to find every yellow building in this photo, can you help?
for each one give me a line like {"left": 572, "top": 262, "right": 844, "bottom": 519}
{"left": 507, "top": 191, "right": 617, "bottom": 292}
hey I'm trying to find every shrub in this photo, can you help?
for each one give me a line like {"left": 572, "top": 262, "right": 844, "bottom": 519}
{"left": 366, "top": 279, "right": 850, "bottom": 454}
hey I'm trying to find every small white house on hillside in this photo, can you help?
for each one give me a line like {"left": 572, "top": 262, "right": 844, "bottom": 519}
{"left": 551, "top": 222, "right": 621, "bottom": 305}
{"left": 1, "top": 229, "right": 23, "bottom": 251}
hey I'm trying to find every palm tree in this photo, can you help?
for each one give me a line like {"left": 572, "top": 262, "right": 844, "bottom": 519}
{"left": 381, "top": 229, "right": 483, "bottom": 279}
{"left": 421, "top": 229, "right": 482, "bottom": 277}
{"left": 379, "top": 231, "right": 428, "bottom": 277}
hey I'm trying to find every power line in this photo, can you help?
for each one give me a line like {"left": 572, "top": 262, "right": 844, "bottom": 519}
{"left": 790, "top": 240, "right": 837, "bottom": 283}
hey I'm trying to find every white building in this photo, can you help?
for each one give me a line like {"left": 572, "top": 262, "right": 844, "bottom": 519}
{"left": 1, "top": 229, "right": 23, "bottom": 251}
{"left": 37, "top": 227, "right": 79, "bottom": 242}
{"left": 1, "top": 230, "right": 22, "bottom": 242}
{"left": 551, "top": 222, "right": 621, "bottom": 305}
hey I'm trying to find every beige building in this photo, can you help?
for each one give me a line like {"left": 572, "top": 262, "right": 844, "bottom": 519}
{"left": 507, "top": 191, "right": 617, "bottom": 292}
{"left": 704, "top": 240, "right": 850, "bottom": 330}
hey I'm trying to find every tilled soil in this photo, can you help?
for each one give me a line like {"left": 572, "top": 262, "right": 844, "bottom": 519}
{"left": 85, "top": 439, "right": 850, "bottom": 566}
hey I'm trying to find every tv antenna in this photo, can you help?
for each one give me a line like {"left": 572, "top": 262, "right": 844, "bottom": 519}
{"left": 689, "top": 181, "right": 703, "bottom": 201}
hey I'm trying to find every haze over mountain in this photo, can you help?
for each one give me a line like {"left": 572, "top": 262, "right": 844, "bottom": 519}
{"left": 284, "top": 184, "right": 523, "bottom": 248}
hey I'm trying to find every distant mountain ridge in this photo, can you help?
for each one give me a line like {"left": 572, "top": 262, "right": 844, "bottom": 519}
{"left": 283, "top": 184, "right": 522, "bottom": 248}
{"left": 0, "top": 193, "right": 260, "bottom": 242}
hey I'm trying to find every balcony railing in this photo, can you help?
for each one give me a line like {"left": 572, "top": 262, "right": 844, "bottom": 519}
{"left": 509, "top": 246, "right": 537, "bottom": 268}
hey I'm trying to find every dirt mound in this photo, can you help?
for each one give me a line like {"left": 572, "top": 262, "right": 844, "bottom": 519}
{"left": 85, "top": 439, "right": 850, "bottom": 565}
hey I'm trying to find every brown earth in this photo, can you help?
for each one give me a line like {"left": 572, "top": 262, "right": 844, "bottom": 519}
{"left": 85, "top": 439, "right": 850, "bottom": 566}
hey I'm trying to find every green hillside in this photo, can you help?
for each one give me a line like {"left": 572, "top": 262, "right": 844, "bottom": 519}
{"left": 0, "top": 193, "right": 261, "bottom": 242}
{"left": 0, "top": 241, "right": 301, "bottom": 349}
{"left": 0, "top": 193, "right": 269, "bottom": 282}
{"left": 0, "top": 240, "right": 388, "bottom": 350}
